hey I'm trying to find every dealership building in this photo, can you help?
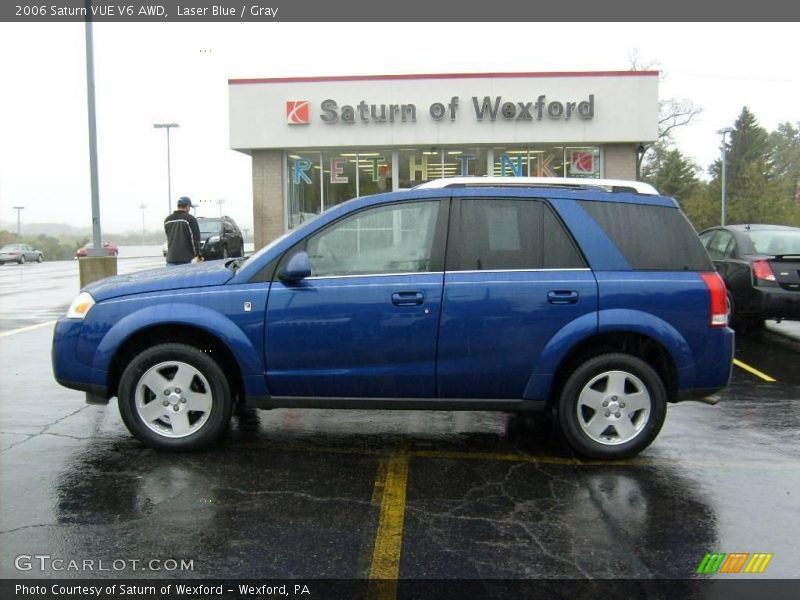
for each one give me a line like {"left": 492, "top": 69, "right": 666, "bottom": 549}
{"left": 228, "top": 71, "right": 659, "bottom": 248}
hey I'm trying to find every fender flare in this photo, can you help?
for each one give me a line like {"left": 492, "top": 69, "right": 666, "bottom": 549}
{"left": 523, "top": 309, "right": 693, "bottom": 400}
{"left": 91, "top": 303, "right": 263, "bottom": 377}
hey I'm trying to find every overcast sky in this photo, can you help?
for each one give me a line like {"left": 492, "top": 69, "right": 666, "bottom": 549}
{"left": 0, "top": 22, "right": 797, "bottom": 234}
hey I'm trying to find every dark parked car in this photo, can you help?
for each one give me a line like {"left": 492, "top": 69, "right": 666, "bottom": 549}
{"left": 52, "top": 177, "right": 733, "bottom": 459}
{"left": 76, "top": 241, "right": 118, "bottom": 258}
{"left": 197, "top": 216, "right": 244, "bottom": 260}
{"left": 0, "top": 243, "right": 43, "bottom": 264}
{"left": 699, "top": 224, "right": 800, "bottom": 330}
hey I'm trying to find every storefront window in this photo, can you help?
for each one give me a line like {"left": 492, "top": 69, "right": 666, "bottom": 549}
{"left": 288, "top": 150, "right": 395, "bottom": 229}
{"left": 564, "top": 146, "right": 601, "bottom": 178}
{"left": 357, "top": 151, "right": 393, "bottom": 196}
{"left": 322, "top": 150, "right": 358, "bottom": 210}
{"left": 398, "top": 147, "right": 487, "bottom": 188}
{"left": 287, "top": 145, "right": 603, "bottom": 230}
{"left": 286, "top": 152, "right": 322, "bottom": 229}
{"left": 492, "top": 145, "right": 598, "bottom": 178}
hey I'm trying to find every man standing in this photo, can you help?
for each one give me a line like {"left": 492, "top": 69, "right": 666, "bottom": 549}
{"left": 164, "top": 196, "right": 203, "bottom": 265}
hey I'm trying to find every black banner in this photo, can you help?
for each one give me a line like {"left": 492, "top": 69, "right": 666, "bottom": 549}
{"left": 4, "top": 579, "right": 800, "bottom": 600}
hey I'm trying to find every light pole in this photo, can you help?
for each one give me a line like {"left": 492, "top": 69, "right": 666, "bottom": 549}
{"left": 716, "top": 127, "right": 734, "bottom": 226}
{"left": 216, "top": 197, "right": 225, "bottom": 217}
{"left": 139, "top": 203, "right": 147, "bottom": 245}
{"left": 153, "top": 123, "right": 179, "bottom": 215}
{"left": 12, "top": 206, "right": 24, "bottom": 242}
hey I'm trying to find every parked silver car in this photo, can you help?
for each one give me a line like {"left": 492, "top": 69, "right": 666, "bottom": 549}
{"left": 0, "top": 244, "right": 43, "bottom": 265}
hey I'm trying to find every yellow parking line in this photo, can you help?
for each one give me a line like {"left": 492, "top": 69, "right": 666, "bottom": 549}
{"left": 733, "top": 358, "right": 776, "bottom": 382}
{"left": 0, "top": 320, "right": 56, "bottom": 338}
{"left": 367, "top": 449, "right": 410, "bottom": 599}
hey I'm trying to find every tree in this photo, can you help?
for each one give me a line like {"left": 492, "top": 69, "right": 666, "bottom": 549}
{"left": 707, "top": 107, "right": 798, "bottom": 226}
{"left": 768, "top": 122, "right": 800, "bottom": 225}
{"left": 628, "top": 50, "right": 703, "bottom": 180}
{"left": 642, "top": 145, "right": 700, "bottom": 199}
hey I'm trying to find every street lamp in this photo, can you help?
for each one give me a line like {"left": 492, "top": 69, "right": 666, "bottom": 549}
{"left": 139, "top": 203, "right": 147, "bottom": 246}
{"left": 12, "top": 206, "right": 24, "bottom": 242}
{"left": 716, "top": 127, "right": 734, "bottom": 226}
{"left": 216, "top": 197, "right": 225, "bottom": 217}
{"left": 153, "top": 123, "right": 179, "bottom": 215}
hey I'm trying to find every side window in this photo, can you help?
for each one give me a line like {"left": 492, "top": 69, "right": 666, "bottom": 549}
{"left": 448, "top": 198, "right": 584, "bottom": 271}
{"left": 707, "top": 231, "right": 734, "bottom": 260}
{"left": 698, "top": 230, "right": 715, "bottom": 249}
{"left": 578, "top": 200, "right": 713, "bottom": 271}
{"left": 303, "top": 201, "right": 441, "bottom": 277}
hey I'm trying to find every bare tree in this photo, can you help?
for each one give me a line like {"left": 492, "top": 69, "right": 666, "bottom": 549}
{"left": 628, "top": 49, "right": 702, "bottom": 179}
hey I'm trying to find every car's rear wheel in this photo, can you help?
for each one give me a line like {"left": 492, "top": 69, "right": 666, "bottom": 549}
{"left": 118, "top": 343, "right": 233, "bottom": 451}
{"left": 558, "top": 353, "right": 667, "bottom": 460}
{"left": 19, "top": 255, "right": 25, "bottom": 264}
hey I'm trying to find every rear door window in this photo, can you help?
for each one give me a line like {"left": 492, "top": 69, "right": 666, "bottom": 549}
{"left": 706, "top": 230, "right": 735, "bottom": 260}
{"left": 447, "top": 198, "right": 585, "bottom": 271}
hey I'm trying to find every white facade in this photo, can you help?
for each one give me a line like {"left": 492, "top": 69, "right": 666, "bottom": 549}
{"left": 230, "top": 71, "right": 658, "bottom": 150}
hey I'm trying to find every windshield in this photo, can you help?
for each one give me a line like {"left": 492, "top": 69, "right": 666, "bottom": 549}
{"left": 747, "top": 230, "right": 800, "bottom": 255}
{"left": 199, "top": 220, "right": 223, "bottom": 236}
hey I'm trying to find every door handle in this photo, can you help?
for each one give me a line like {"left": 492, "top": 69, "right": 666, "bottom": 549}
{"left": 392, "top": 291, "right": 424, "bottom": 306}
{"left": 547, "top": 290, "right": 579, "bottom": 304}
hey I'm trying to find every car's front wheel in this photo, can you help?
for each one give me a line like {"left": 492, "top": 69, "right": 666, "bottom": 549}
{"left": 558, "top": 353, "right": 667, "bottom": 460}
{"left": 118, "top": 343, "right": 233, "bottom": 451}
{"left": 37, "top": 254, "right": 43, "bottom": 263}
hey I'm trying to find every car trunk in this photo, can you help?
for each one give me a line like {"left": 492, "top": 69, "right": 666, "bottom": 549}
{"left": 768, "top": 256, "right": 800, "bottom": 291}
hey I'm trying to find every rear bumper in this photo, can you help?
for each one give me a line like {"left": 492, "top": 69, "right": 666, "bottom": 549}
{"left": 756, "top": 287, "right": 800, "bottom": 320}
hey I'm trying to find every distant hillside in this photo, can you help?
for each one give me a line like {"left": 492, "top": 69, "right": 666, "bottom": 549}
{"left": 0, "top": 221, "right": 92, "bottom": 237}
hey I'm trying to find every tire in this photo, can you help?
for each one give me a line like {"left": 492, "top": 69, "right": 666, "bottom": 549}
{"left": 37, "top": 254, "right": 43, "bottom": 263}
{"left": 558, "top": 353, "right": 667, "bottom": 460}
{"left": 118, "top": 343, "right": 233, "bottom": 451}
{"left": 19, "top": 255, "right": 25, "bottom": 264}
{"left": 222, "top": 245, "right": 229, "bottom": 259}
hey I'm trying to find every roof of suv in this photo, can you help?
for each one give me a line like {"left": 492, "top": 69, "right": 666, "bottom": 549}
{"left": 415, "top": 177, "right": 659, "bottom": 195}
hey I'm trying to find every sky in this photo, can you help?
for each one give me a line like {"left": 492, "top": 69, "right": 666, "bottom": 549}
{"left": 0, "top": 22, "right": 798, "bottom": 235}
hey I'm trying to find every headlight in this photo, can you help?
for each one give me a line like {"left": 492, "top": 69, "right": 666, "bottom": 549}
{"left": 66, "top": 292, "right": 95, "bottom": 319}
{"left": 208, "top": 235, "right": 221, "bottom": 243}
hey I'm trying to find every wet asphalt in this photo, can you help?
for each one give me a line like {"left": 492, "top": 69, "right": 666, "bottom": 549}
{"left": 0, "top": 258, "right": 799, "bottom": 582}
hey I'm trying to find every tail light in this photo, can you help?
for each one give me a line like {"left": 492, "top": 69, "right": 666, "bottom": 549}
{"left": 700, "top": 272, "right": 728, "bottom": 328}
{"left": 752, "top": 259, "right": 776, "bottom": 283}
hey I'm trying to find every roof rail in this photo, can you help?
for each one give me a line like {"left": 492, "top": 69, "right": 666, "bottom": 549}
{"left": 413, "top": 176, "right": 659, "bottom": 195}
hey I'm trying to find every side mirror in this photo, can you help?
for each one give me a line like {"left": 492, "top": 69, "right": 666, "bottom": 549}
{"left": 279, "top": 251, "right": 311, "bottom": 282}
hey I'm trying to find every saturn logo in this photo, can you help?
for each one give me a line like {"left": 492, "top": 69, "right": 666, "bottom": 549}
{"left": 286, "top": 101, "right": 310, "bottom": 125}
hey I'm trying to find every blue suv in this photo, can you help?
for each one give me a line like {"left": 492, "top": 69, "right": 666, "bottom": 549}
{"left": 52, "top": 178, "right": 733, "bottom": 459}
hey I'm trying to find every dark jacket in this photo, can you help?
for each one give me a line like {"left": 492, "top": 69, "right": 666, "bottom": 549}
{"left": 164, "top": 210, "right": 201, "bottom": 264}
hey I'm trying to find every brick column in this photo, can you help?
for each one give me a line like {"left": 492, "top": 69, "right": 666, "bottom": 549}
{"left": 603, "top": 144, "right": 637, "bottom": 180}
{"left": 252, "top": 149, "right": 284, "bottom": 250}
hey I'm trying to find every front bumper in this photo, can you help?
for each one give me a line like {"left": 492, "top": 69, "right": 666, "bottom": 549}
{"left": 52, "top": 318, "right": 109, "bottom": 400}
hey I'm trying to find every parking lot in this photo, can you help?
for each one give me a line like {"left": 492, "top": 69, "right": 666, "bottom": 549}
{"left": 1, "top": 257, "right": 799, "bottom": 583}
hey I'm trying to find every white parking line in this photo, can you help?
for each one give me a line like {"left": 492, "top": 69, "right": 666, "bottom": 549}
{"left": 0, "top": 320, "right": 57, "bottom": 338}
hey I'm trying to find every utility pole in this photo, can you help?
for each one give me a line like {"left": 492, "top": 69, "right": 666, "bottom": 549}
{"left": 12, "top": 206, "right": 24, "bottom": 242}
{"left": 716, "top": 127, "right": 734, "bottom": 226}
{"left": 154, "top": 123, "right": 179, "bottom": 215}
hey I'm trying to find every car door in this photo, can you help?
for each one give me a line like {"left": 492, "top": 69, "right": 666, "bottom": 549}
{"left": 436, "top": 196, "right": 597, "bottom": 399}
{"left": 703, "top": 229, "right": 751, "bottom": 294}
{"left": 265, "top": 199, "right": 447, "bottom": 398}
{"left": 223, "top": 220, "right": 240, "bottom": 255}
